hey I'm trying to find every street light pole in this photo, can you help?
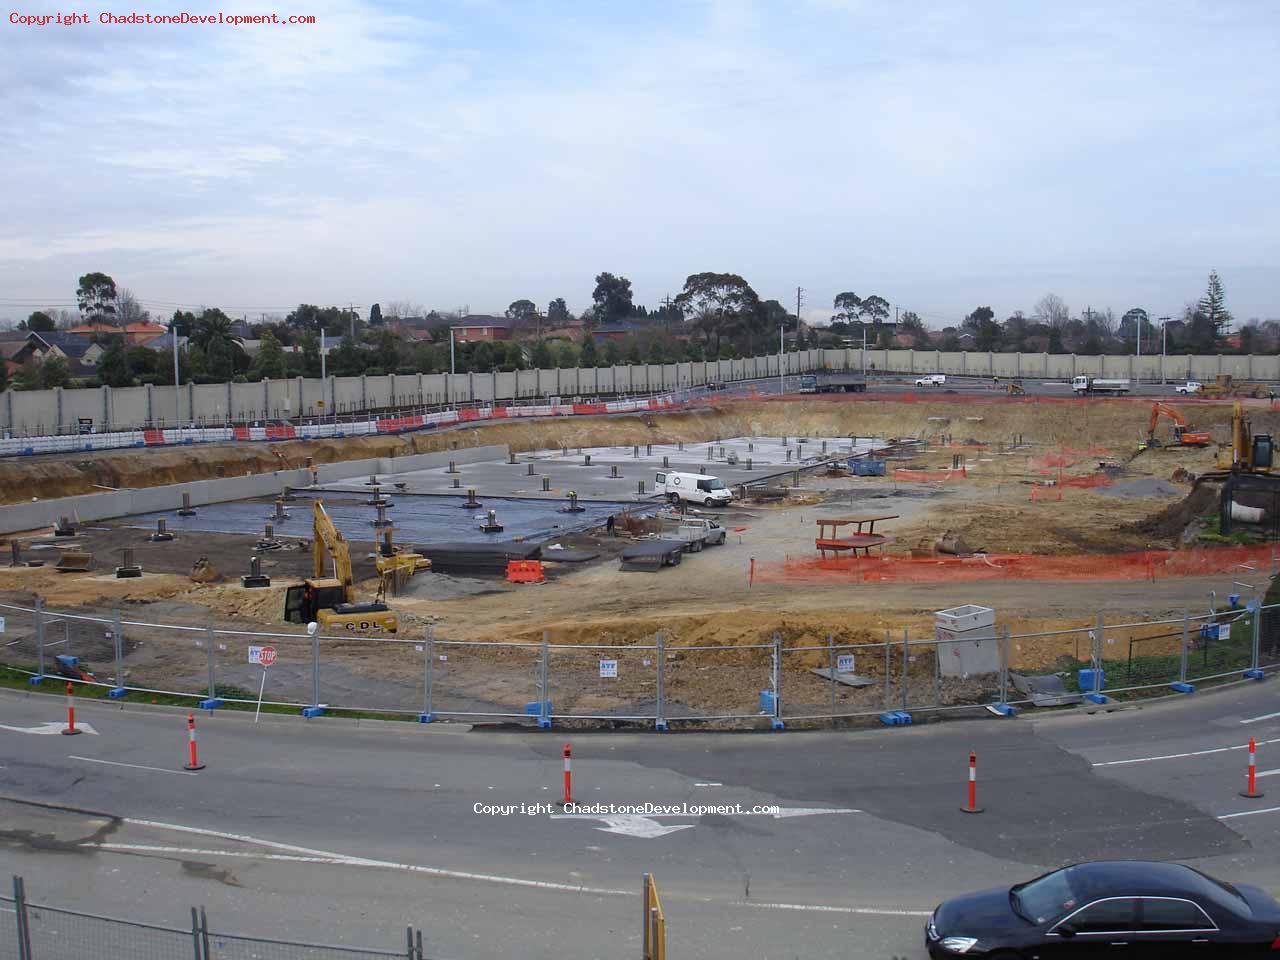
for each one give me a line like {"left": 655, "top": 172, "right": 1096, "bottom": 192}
{"left": 1159, "top": 316, "right": 1171, "bottom": 385}
{"left": 170, "top": 320, "right": 181, "bottom": 427}
{"left": 779, "top": 323, "right": 785, "bottom": 396}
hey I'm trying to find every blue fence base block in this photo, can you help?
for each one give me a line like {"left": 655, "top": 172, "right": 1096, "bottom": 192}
{"left": 770, "top": 717, "right": 785, "bottom": 731}
{"left": 27, "top": 675, "right": 44, "bottom": 686}
{"left": 654, "top": 720, "right": 668, "bottom": 732}
{"left": 1084, "top": 692, "right": 1109, "bottom": 705}
{"left": 988, "top": 703, "right": 1016, "bottom": 717}
{"left": 879, "top": 710, "right": 913, "bottom": 726}
{"left": 301, "top": 706, "right": 325, "bottom": 718}
{"left": 107, "top": 687, "right": 128, "bottom": 699}
{"left": 1170, "top": 682, "right": 1196, "bottom": 694}
{"left": 417, "top": 712, "right": 434, "bottom": 723}
{"left": 537, "top": 716, "right": 552, "bottom": 730}
{"left": 198, "top": 698, "right": 225, "bottom": 710}
{"left": 1244, "top": 669, "right": 1265, "bottom": 680}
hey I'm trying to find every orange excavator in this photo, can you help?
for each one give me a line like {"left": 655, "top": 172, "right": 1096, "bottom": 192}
{"left": 1146, "top": 402, "right": 1212, "bottom": 448}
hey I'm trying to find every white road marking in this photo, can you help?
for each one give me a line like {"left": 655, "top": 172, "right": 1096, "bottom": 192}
{"left": 1241, "top": 711, "right": 1280, "bottom": 725}
{"left": 1092, "top": 736, "right": 1280, "bottom": 767}
{"left": 0, "top": 721, "right": 98, "bottom": 736}
{"left": 69, "top": 756, "right": 195, "bottom": 776}
{"left": 694, "top": 782, "right": 722, "bottom": 787}
{"left": 549, "top": 806, "right": 860, "bottom": 838}
{"left": 593, "top": 816, "right": 695, "bottom": 838}
{"left": 1256, "top": 768, "right": 1280, "bottom": 779}
{"left": 739, "top": 900, "right": 932, "bottom": 918}
{"left": 1218, "top": 805, "right": 1280, "bottom": 820}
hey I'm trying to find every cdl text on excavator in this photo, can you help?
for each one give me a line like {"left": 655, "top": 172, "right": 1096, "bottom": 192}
{"left": 1145, "top": 402, "right": 1212, "bottom": 448}
{"left": 284, "top": 500, "right": 400, "bottom": 633}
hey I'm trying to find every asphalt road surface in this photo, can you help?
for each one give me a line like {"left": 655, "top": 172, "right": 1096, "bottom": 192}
{"left": 2, "top": 678, "right": 1279, "bottom": 959}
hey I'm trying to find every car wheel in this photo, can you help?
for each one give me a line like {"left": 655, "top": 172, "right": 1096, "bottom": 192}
{"left": 668, "top": 493, "right": 680, "bottom": 505}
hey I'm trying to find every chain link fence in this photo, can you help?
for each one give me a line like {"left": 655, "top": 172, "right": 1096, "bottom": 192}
{"left": 5, "top": 877, "right": 423, "bottom": 960}
{"left": 1, "top": 597, "right": 1278, "bottom": 729}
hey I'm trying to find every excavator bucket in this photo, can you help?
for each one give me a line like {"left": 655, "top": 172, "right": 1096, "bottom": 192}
{"left": 55, "top": 550, "right": 95, "bottom": 573}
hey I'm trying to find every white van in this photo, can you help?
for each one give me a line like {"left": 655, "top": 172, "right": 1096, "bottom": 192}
{"left": 654, "top": 471, "right": 733, "bottom": 506}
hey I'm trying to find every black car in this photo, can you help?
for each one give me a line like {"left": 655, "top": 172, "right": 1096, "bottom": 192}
{"left": 926, "top": 860, "right": 1280, "bottom": 958}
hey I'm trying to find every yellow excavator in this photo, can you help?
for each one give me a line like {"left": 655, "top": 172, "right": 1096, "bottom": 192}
{"left": 284, "top": 500, "right": 400, "bottom": 633}
{"left": 1216, "top": 401, "right": 1274, "bottom": 473}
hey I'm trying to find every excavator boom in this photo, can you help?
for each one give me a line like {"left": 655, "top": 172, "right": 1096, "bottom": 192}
{"left": 1147, "top": 402, "right": 1211, "bottom": 447}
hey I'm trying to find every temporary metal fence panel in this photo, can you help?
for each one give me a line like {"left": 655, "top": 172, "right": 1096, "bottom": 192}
{"left": 1002, "top": 624, "right": 1096, "bottom": 707}
{"left": 207, "top": 629, "right": 316, "bottom": 711}
{"left": 205, "top": 930, "right": 407, "bottom": 960}
{"left": 661, "top": 641, "right": 775, "bottom": 722}
{"left": 429, "top": 639, "right": 543, "bottom": 720}
{"left": 312, "top": 634, "right": 421, "bottom": 716}
{"left": 0, "top": 603, "right": 39, "bottom": 677}
{"left": 547, "top": 643, "right": 657, "bottom": 722}
{"left": 778, "top": 638, "right": 891, "bottom": 721}
{"left": 1259, "top": 602, "right": 1280, "bottom": 671}
{"left": 0, "top": 892, "right": 17, "bottom": 960}
{"left": 24, "top": 901, "right": 197, "bottom": 960}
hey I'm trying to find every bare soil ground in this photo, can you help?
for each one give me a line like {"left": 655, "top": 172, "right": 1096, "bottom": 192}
{"left": 0, "top": 396, "right": 1261, "bottom": 717}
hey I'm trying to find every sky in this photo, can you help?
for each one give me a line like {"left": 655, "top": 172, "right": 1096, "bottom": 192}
{"left": 1, "top": 0, "right": 1277, "bottom": 329}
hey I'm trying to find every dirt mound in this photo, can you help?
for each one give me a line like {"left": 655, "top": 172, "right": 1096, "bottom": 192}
{"left": 1129, "top": 481, "right": 1220, "bottom": 542}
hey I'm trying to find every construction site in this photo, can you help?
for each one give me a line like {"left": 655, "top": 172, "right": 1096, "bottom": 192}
{"left": 2, "top": 388, "right": 1279, "bottom": 726}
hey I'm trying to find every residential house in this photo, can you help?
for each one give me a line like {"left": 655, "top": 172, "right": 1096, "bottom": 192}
{"left": 450, "top": 315, "right": 512, "bottom": 343}
{"left": 0, "top": 332, "right": 51, "bottom": 376}
{"left": 69, "top": 321, "right": 168, "bottom": 346}
{"left": 590, "top": 323, "right": 637, "bottom": 343}
{"left": 41, "top": 331, "right": 100, "bottom": 375}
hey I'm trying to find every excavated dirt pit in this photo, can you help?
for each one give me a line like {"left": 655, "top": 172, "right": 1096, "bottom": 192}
{"left": 0, "top": 396, "right": 1266, "bottom": 720}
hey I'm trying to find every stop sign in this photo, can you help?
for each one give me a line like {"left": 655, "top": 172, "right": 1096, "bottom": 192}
{"left": 260, "top": 645, "right": 277, "bottom": 667}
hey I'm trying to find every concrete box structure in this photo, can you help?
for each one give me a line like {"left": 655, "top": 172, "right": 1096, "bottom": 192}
{"left": 935, "top": 604, "right": 999, "bottom": 678}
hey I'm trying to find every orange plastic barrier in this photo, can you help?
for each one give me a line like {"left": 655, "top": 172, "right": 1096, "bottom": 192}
{"left": 506, "top": 560, "right": 545, "bottom": 584}
{"left": 893, "top": 467, "right": 967, "bottom": 483}
{"left": 757, "top": 544, "right": 1277, "bottom": 586}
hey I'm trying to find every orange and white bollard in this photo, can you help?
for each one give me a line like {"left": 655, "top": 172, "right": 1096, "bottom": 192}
{"left": 1241, "top": 737, "right": 1265, "bottom": 799}
{"left": 61, "top": 681, "right": 80, "bottom": 736}
{"left": 183, "top": 712, "right": 205, "bottom": 771}
{"left": 960, "top": 750, "right": 984, "bottom": 814}
{"left": 562, "top": 742, "right": 573, "bottom": 807}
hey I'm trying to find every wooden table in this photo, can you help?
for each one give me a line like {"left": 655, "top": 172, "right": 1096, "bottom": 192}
{"left": 815, "top": 515, "right": 898, "bottom": 558}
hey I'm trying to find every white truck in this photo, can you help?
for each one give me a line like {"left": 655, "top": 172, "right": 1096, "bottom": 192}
{"left": 1175, "top": 381, "right": 1203, "bottom": 395}
{"left": 653, "top": 471, "right": 733, "bottom": 506}
{"left": 1071, "top": 375, "right": 1131, "bottom": 396}
{"left": 914, "top": 374, "right": 946, "bottom": 387}
{"left": 659, "top": 517, "right": 728, "bottom": 552}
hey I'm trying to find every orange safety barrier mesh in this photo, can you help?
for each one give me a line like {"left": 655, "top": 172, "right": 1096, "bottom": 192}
{"left": 756, "top": 544, "right": 1277, "bottom": 585}
{"left": 893, "top": 467, "right": 968, "bottom": 483}
{"left": 1060, "top": 472, "right": 1113, "bottom": 489}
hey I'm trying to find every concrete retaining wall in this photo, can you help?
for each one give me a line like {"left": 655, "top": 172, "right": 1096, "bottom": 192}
{"left": 0, "top": 445, "right": 507, "bottom": 535}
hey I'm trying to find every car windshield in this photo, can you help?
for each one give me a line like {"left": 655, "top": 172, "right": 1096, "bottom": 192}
{"left": 1012, "top": 867, "right": 1082, "bottom": 924}
{"left": 700, "top": 479, "right": 725, "bottom": 490}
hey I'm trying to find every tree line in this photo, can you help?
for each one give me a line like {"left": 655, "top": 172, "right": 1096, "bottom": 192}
{"left": 1, "top": 268, "right": 1266, "bottom": 392}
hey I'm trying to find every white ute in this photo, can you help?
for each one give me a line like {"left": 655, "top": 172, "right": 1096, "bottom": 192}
{"left": 654, "top": 471, "right": 733, "bottom": 506}
{"left": 915, "top": 374, "right": 946, "bottom": 387}
{"left": 1176, "top": 381, "right": 1202, "bottom": 395}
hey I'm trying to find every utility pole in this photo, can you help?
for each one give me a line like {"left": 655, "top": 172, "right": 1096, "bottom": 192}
{"left": 170, "top": 316, "right": 181, "bottom": 426}
{"left": 348, "top": 303, "right": 356, "bottom": 340}
{"left": 1159, "top": 316, "right": 1171, "bottom": 385}
{"left": 779, "top": 323, "right": 785, "bottom": 396}
{"left": 795, "top": 287, "right": 804, "bottom": 347}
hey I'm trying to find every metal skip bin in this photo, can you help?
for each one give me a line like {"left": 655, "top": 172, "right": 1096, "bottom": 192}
{"left": 935, "top": 604, "right": 998, "bottom": 678}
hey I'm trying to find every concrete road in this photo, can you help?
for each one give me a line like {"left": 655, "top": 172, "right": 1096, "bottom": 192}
{"left": 2, "top": 679, "right": 1279, "bottom": 958}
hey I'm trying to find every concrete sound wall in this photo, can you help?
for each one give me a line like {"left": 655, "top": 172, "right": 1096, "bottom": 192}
{"left": 0, "top": 445, "right": 507, "bottom": 535}
{"left": 4, "top": 346, "right": 1277, "bottom": 436}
